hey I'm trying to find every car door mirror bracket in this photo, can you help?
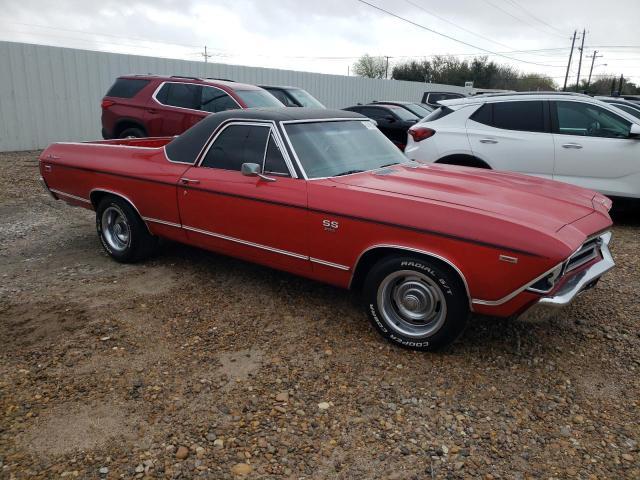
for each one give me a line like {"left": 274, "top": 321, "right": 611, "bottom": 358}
{"left": 241, "top": 162, "right": 276, "bottom": 182}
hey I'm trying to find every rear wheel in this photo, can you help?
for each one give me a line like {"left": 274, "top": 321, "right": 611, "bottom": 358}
{"left": 363, "top": 255, "right": 469, "bottom": 351}
{"left": 96, "top": 196, "right": 157, "bottom": 263}
{"left": 118, "top": 127, "right": 145, "bottom": 138}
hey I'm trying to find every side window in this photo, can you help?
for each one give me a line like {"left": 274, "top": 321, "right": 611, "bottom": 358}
{"left": 164, "top": 83, "right": 201, "bottom": 109}
{"left": 361, "top": 107, "right": 393, "bottom": 122}
{"left": 556, "top": 101, "right": 631, "bottom": 138}
{"left": 469, "top": 104, "right": 492, "bottom": 125}
{"left": 201, "top": 125, "right": 270, "bottom": 171}
{"left": 201, "top": 87, "right": 240, "bottom": 113}
{"left": 106, "top": 78, "right": 150, "bottom": 98}
{"left": 263, "top": 135, "right": 290, "bottom": 176}
{"left": 492, "top": 101, "right": 545, "bottom": 132}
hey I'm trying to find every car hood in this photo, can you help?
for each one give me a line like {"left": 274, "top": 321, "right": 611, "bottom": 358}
{"left": 329, "top": 163, "right": 603, "bottom": 233}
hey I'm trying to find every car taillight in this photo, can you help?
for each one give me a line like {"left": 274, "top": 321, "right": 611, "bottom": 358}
{"left": 408, "top": 126, "right": 435, "bottom": 142}
{"left": 101, "top": 99, "right": 115, "bottom": 109}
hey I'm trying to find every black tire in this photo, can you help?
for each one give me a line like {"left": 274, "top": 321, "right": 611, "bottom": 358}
{"left": 118, "top": 127, "right": 145, "bottom": 139}
{"left": 96, "top": 196, "right": 157, "bottom": 263}
{"left": 363, "top": 255, "right": 469, "bottom": 351}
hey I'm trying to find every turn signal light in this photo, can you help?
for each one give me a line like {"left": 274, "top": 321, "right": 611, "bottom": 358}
{"left": 101, "top": 99, "right": 115, "bottom": 109}
{"left": 408, "top": 126, "right": 435, "bottom": 142}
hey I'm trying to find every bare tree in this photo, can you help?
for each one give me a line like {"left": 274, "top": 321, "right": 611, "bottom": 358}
{"left": 353, "top": 54, "right": 386, "bottom": 79}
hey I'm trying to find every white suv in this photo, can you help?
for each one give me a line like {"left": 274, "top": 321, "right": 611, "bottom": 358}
{"left": 405, "top": 92, "right": 640, "bottom": 199}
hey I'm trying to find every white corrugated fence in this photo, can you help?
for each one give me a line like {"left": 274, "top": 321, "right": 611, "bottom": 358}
{"left": 0, "top": 41, "right": 469, "bottom": 151}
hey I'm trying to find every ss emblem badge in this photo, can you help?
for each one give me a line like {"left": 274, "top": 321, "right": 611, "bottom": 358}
{"left": 322, "top": 219, "right": 339, "bottom": 232}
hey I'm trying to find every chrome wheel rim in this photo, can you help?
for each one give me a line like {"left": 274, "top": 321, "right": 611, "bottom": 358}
{"left": 377, "top": 270, "right": 447, "bottom": 339}
{"left": 101, "top": 206, "right": 130, "bottom": 252}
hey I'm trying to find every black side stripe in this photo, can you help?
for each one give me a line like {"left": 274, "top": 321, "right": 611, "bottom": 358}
{"left": 61, "top": 163, "right": 541, "bottom": 257}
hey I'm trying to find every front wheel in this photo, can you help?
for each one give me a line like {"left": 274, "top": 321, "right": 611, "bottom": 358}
{"left": 363, "top": 256, "right": 469, "bottom": 351}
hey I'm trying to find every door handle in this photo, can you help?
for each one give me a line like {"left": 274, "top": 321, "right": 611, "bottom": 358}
{"left": 146, "top": 108, "right": 159, "bottom": 114}
{"left": 479, "top": 138, "right": 498, "bottom": 144}
{"left": 180, "top": 178, "right": 200, "bottom": 185}
{"left": 562, "top": 143, "right": 583, "bottom": 149}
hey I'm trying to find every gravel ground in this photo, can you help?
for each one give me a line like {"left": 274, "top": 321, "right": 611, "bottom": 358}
{"left": 0, "top": 150, "right": 639, "bottom": 479}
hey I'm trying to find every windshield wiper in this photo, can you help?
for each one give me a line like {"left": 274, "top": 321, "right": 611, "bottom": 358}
{"left": 333, "top": 169, "right": 365, "bottom": 177}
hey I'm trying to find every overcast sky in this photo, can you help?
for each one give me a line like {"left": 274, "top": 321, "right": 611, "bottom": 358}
{"left": 1, "top": 0, "right": 639, "bottom": 85}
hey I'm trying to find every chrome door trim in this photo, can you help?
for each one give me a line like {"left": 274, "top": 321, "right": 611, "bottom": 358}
{"left": 182, "top": 225, "right": 308, "bottom": 260}
{"left": 349, "top": 244, "right": 472, "bottom": 309}
{"left": 310, "top": 257, "right": 350, "bottom": 271}
{"left": 194, "top": 120, "right": 298, "bottom": 179}
{"left": 49, "top": 189, "right": 92, "bottom": 204}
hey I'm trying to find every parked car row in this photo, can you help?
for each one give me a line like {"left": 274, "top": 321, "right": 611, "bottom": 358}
{"left": 41, "top": 107, "right": 615, "bottom": 351}
{"left": 404, "top": 92, "right": 640, "bottom": 200}
{"left": 101, "top": 75, "right": 326, "bottom": 139}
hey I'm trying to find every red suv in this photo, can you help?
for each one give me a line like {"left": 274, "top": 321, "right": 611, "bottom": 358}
{"left": 101, "top": 75, "right": 285, "bottom": 138}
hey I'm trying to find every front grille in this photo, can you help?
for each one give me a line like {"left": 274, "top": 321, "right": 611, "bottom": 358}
{"left": 564, "top": 237, "right": 601, "bottom": 274}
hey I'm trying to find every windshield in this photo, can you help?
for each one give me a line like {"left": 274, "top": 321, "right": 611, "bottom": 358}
{"left": 387, "top": 106, "right": 419, "bottom": 121}
{"left": 288, "top": 89, "right": 325, "bottom": 108}
{"left": 235, "top": 89, "right": 285, "bottom": 108}
{"left": 284, "top": 120, "right": 410, "bottom": 179}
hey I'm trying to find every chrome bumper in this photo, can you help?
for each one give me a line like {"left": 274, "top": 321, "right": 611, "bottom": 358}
{"left": 40, "top": 176, "right": 58, "bottom": 200}
{"left": 538, "top": 232, "right": 614, "bottom": 307}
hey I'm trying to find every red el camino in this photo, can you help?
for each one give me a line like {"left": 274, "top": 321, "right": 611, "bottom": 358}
{"left": 39, "top": 109, "right": 615, "bottom": 350}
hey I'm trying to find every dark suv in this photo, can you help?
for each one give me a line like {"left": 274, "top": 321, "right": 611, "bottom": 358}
{"left": 343, "top": 104, "right": 419, "bottom": 150}
{"left": 101, "top": 75, "right": 284, "bottom": 138}
{"left": 258, "top": 85, "right": 325, "bottom": 108}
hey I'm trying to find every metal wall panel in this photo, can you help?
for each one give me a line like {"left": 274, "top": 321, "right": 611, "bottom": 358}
{"left": 0, "top": 41, "right": 469, "bottom": 151}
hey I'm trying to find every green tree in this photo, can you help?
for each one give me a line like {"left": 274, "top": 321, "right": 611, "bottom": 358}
{"left": 353, "top": 54, "right": 387, "bottom": 79}
{"left": 391, "top": 55, "right": 557, "bottom": 91}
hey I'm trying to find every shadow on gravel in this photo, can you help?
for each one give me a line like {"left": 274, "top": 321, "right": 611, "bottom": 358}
{"left": 152, "top": 240, "right": 559, "bottom": 357}
{"left": 610, "top": 199, "right": 640, "bottom": 226}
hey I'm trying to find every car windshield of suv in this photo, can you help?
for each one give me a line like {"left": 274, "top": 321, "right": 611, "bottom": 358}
{"left": 386, "top": 106, "right": 419, "bottom": 121}
{"left": 287, "top": 89, "right": 325, "bottom": 108}
{"left": 235, "top": 89, "right": 285, "bottom": 108}
{"left": 284, "top": 120, "right": 410, "bottom": 179}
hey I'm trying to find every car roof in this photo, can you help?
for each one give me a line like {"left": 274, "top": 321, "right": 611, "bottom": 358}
{"left": 439, "top": 91, "right": 594, "bottom": 107}
{"left": 165, "top": 108, "right": 366, "bottom": 164}
{"left": 118, "top": 74, "right": 262, "bottom": 90}
{"left": 258, "top": 85, "right": 303, "bottom": 90}
{"left": 371, "top": 100, "right": 416, "bottom": 105}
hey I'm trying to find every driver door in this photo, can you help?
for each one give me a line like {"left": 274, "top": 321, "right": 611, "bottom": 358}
{"left": 551, "top": 100, "right": 638, "bottom": 196}
{"left": 177, "top": 122, "right": 310, "bottom": 274}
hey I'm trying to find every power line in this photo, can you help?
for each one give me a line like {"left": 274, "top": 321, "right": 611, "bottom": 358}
{"left": 403, "top": 0, "right": 517, "bottom": 52}
{"left": 501, "top": 0, "right": 567, "bottom": 37}
{"left": 355, "top": 0, "right": 566, "bottom": 67}
{"left": 479, "top": 0, "right": 568, "bottom": 39}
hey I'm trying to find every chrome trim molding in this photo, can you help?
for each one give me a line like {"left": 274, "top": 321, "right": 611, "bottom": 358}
{"left": 183, "top": 225, "right": 308, "bottom": 260}
{"left": 195, "top": 119, "right": 298, "bottom": 179}
{"left": 49, "top": 189, "right": 91, "bottom": 204}
{"left": 143, "top": 217, "right": 182, "bottom": 228}
{"left": 88, "top": 188, "right": 153, "bottom": 235}
{"left": 349, "top": 244, "right": 472, "bottom": 310}
{"left": 40, "top": 176, "right": 58, "bottom": 200}
{"left": 538, "top": 232, "right": 614, "bottom": 307}
{"left": 310, "top": 258, "right": 350, "bottom": 271}
{"left": 473, "top": 232, "right": 613, "bottom": 307}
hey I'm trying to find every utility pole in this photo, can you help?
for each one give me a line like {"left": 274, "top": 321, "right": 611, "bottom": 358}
{"left": 201, "top": 45, "right": 213, "bottom": 64}
{"left": 384, "top": 56, "right": 390, "bottom": 79}
{"left": 563, "top": 30, "right": 577, "bottom": 91}
{"left": 618, "top": 74, "right": 625, "bottom": 95}
{"left": 586, "top": 51, "right": 603, "bottom": 89}
{"left": 575, "top": 29, "right": 586, "bottom": 91}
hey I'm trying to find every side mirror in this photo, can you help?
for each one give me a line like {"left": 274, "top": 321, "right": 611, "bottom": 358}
{"left": 241, "top": 163, "right": 276, "bottom": 182}
{"left": 384, "top": 115, "right": 396, "bottom": 123}
{"left": 629, "top": 123, "right": 640, "bottom": 138}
